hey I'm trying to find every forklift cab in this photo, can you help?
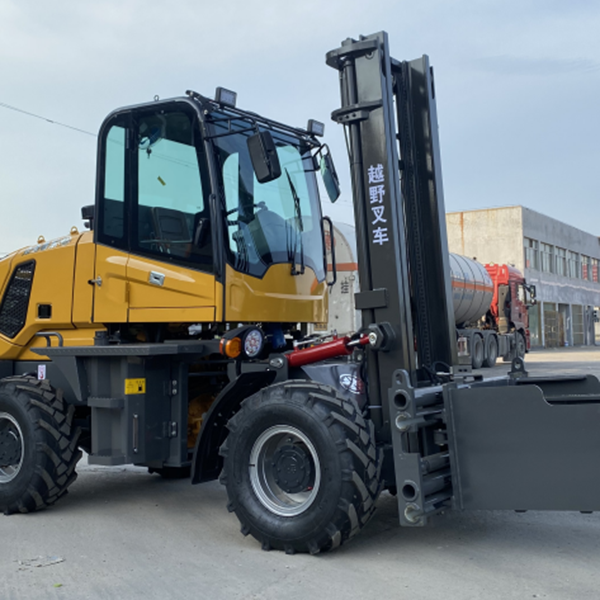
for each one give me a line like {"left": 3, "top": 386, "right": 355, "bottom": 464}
{"left": 88, "top": 90, "right": 339, "bottom": 327}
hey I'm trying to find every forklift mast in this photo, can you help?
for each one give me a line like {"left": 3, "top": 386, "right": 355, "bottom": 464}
{"left": 327, "top": 32, "right": 600, "bottom": 529}
{"left": 326, "top": 32, "right": 457, "bottom": 403}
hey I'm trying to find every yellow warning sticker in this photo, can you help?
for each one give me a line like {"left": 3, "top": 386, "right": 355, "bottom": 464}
{"left": 125, "top": 378, "right": 146, "bottom": 395}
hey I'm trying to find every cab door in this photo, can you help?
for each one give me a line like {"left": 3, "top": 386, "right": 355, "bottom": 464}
{"left": 93, "top": 118, "right": 129, "bottom": 323}
{"left": 126, "top": 107, "right": 216, "bottom": 322}
{"left": 93, "top": 105, "right": 217, "bottom": 325}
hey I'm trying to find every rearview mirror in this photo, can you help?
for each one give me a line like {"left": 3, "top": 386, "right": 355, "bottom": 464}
{"left": 319, "top": 148, "right": 340, "bottom": 202}
{"left": 247, "top": 131, "right": 282, "bottom": 183}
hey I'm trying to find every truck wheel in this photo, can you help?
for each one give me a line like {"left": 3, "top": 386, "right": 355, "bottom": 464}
{"left": 471, "top": 335, "right": 484, "bottom": 369}
{"left": 483, "top": 335, "right": 498, "bottom": 368}
{"left": 516, "top": 332, "right": 526, "bottom": 359}
{"left": 220, "top": 381, "right": 381, "bottom": 554}
{"left": 0, "top": 377, "right": 82, "bottom": 515}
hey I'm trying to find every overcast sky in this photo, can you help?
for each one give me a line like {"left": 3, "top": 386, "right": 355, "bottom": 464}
{"left": 1, "top": 0, "right": 599, "bottom": 253}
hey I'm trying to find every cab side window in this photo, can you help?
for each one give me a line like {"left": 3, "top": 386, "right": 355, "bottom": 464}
{"left": 98, "top": 121, "right": 127, "bottom": 247}
{"left": 96, "top": 107, "right": 213, "bottom": 272}
{"left": 135, "top": 110, "right": 212, "bottom": 271}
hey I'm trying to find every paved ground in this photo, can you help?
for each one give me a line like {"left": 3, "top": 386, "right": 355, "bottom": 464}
{"left": 476, "top": 345, "right": 600, "bottom": 379}
{"left": 2, "top": 347, "right": 600, "bottom": 599}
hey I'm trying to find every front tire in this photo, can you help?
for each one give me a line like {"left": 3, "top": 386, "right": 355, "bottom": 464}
{"left": 0, "top": 377, "right": 81, "bottom": 515}
{"left": 220, "top": 381, "right": 381, "bottom": 554}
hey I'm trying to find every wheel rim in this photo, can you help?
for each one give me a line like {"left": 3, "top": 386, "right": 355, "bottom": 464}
{"left": 0, "top": 412, "right": 24, "bottom": 484}
{"left": 249, "top": 425, "right": 321, "bottom": 517}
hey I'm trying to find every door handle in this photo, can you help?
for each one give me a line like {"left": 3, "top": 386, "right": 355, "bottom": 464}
{"left": 88, "top": 276, "right": 103, "bottom": 287}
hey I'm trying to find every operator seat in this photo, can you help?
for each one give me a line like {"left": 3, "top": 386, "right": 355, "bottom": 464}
{"left": 151, "top": 207, "right": 191, "bottom": 257}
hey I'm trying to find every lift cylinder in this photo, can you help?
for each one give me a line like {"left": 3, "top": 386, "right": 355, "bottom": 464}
{"left": 449, "top": 254, "right": 494, "bottom": 325}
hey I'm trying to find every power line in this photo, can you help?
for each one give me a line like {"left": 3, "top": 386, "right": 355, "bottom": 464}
{"left": 0, "top": 101, "right": 97, "bottom": 137}
{"left": 0, "top": 100, "right": 199, "bottom": 171}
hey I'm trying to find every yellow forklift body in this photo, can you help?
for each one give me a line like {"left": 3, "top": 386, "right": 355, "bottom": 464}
{"left": 0, "top": 231, "right": 105, "bottom": 360}
{"left": 0, "top": 230, "right": 326, "bottom": 363}
{"left": 91, "top": 245, "right": 221, "bottom": 324}
{"left": 225, "top": 264, "right": 327, "bottom": 323}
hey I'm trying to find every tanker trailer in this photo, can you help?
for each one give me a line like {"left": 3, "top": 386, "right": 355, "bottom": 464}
{"left": 450, "top": 255, "right": 533, "bottom": 368}
{"left": 319, "top": 226, "right": 530, "bottom": 368}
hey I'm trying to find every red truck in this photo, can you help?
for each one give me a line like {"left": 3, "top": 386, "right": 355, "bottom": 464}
{"left": 451, "top": 255, "right": 535, "bottom": 368}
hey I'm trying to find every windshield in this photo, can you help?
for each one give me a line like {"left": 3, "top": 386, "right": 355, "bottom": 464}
{"left": 209, "top": 116, "right": 325, "bottom": 280}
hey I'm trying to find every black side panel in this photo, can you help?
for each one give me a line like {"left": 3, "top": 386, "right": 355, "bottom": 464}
{"left": 0, "top": 361, "right": 14, "bottom": 378}
{"left": 0, "top": 261, "right": 35, "bottom": 339}
{"left": 299, "top": 362, "right": 367, "bottom": 409}
{"left": 445, "top": 379, "right": 600, "bottom": 511}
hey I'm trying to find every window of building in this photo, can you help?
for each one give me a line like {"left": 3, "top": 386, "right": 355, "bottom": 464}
{"left": 592, "top": 258, "right": 599, "bottom": 283}
{"left": 567, "top": 250, "right": 580, "bottom": 279}
{"left": 556, "top": 247, "right": 567, "bottom": 276}
{"left": 540, "top": 242, "right": 554, "bottom": 273}
{"left": 582, "top": 255, "right": 590, "bottom": 280}
{"left": 523, "top": 237, "right": 539, "bottom": 270}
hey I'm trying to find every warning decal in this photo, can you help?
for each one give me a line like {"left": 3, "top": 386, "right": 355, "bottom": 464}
{"left": 124, "top": 378, "right": 146, "bottom": 395}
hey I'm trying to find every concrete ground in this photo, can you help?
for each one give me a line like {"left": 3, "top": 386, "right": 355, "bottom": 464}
{"left": 2, "top": 347, "right": 600, "bottom": 599}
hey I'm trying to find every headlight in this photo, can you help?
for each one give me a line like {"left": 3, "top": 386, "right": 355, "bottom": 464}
{"left": 243, "top": 328, "right": 264, "bottom": 358}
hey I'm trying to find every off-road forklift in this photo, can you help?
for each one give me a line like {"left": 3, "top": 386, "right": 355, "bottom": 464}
{"left": 1, "top": 31, "right": 599, "bottom": 555}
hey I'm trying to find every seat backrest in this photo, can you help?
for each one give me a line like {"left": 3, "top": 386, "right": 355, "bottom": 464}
{"left": 152, "top": 207, "right": 191, "bottom": 242}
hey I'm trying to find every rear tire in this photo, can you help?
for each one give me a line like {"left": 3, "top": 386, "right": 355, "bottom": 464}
{"left": 471, "top": 335, "right": 484, "bottom": 369}
{"left": 482, "top": 335, "right": 498, "bottom": 368}
{"left": 0, "top": 377, "right": 81, "bottom": 515}
{"left": 220, "top": 381, "right": 381, "bottom": 554}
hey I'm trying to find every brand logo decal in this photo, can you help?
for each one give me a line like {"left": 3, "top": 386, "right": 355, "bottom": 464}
{"left": 339, "top": 374, "right": 364, "bottom": 395}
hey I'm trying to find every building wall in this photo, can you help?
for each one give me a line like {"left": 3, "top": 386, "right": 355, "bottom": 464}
{"left": 522, "top": 206, "right": 600, "bottom": 307}
{"left": 446, "top": 206, "right": 525, "bottom": 270}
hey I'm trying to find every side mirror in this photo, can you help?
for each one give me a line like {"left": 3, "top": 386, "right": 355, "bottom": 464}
{"left": 81, "top": 204, "right": 95, "bottom": 230}
{"left": 319, "top": 147, "right": 341, "bottom": 202}
{"left": 247, "top": 131, "right": 281, "bottom": 183}
{"left": 527, "top": 284, "right": 537, "bottom": 307}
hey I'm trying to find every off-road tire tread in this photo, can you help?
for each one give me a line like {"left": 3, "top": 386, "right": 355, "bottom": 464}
{"left": 0, "top": 376, "right": 81, "bottom": 515}
{"left": 221, "top": 380, "right": 382, "bottom": 554}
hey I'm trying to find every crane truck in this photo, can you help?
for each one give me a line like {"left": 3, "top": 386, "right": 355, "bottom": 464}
{"left": 1, "top": 31, "right": 600, "bottom": 555}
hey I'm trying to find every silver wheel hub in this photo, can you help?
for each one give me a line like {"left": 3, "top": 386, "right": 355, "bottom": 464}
{"left": 0, "top": 412, "right": 24, "bottom": 484}
{"left": 249, "top": 425, "right": 321, "bottom": 517}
